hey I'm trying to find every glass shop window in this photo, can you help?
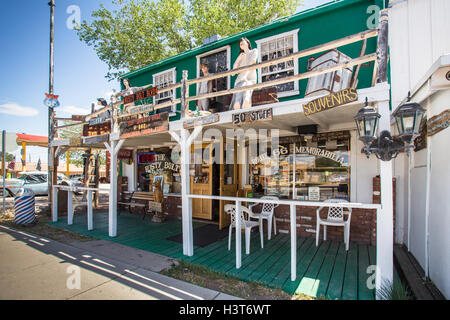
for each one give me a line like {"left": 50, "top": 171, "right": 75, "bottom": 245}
{"left": 248, "top": 133, "right": 350, "bottom": 201}
{"left": 293, "top": 137, "right": 350, "bottom": 201}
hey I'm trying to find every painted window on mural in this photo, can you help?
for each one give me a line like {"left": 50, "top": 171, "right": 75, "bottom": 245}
{"left": 257, "top": 30, "right": 299, "bottom": 96}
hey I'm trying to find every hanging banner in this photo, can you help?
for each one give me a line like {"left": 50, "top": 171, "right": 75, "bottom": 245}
{"left": 303, "top": 88, "right": 358, "bottom": 116}
{"left": 118, "top": 149, "right": 133, "bottom": 160}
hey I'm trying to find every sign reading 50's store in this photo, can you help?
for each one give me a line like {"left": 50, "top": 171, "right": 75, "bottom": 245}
{"left": 303, "top": 88, "right": 358, "bottom": 116}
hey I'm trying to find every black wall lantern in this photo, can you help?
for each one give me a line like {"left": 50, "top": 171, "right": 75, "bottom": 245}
{"left": 354, "top": 95, "right": 425, "bottom": 161}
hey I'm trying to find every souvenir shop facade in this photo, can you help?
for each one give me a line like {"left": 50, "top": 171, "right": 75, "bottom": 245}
{"left": 116, "top": 0, "right": 389, "bottom": 245}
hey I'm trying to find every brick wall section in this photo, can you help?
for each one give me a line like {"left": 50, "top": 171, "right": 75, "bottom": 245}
{"left": 269, "top": 205, "right": 377, "bottom": 246}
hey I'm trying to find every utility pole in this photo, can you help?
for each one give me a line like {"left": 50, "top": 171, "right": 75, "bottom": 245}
{"left": 48, "top": 0, "right": 56, "bottom": 206}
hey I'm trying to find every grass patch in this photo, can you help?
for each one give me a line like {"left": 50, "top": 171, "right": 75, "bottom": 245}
{"left": 161, "top": 260, "right": 317, "bottom": 300}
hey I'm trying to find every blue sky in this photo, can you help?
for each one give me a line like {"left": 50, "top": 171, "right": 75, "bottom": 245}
{"left": 0, "top": 0, "right": 331, "bottom": 163}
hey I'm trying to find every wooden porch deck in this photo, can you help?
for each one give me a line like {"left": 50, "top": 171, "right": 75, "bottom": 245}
{"left": 49, "top": 211, "right": 389, "bottom": 300}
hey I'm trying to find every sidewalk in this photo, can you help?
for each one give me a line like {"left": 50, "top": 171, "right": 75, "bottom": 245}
{"left": 0, "top": 225, "right": 241, "bottom": 300}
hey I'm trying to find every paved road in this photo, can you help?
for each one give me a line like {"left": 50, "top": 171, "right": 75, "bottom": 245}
{"left": 0, "top": 225, "right": 240, "bottom": 300}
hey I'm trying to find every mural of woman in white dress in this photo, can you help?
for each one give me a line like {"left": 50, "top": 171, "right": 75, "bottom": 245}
{"left": 230, "top": 37, "right": 258, "bottom": 110}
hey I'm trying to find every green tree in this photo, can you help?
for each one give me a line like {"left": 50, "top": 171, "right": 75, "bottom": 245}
{"left": 77, "top": 0, "right": 303, "bottom": 80}
{"left": 0, "top": 152, "right": 15, "bottom": 162}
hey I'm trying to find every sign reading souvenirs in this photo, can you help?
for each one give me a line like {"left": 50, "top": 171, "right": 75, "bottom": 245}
{"left": 427, "top": 109, "right": 450, "bottom": 136}
{"left": 184, "top": 113, "right": 219, "bottom": 129}
{"left": 120, "top": 112, "right": 169, "bottom": 138}
{"left": 123, "top": 87, "right": 158, "bottom": 105}
{"left": 303, "top": 88, "right": 358, "bottom": 116}
{"left": 232, "top": 108, "right": 273, "bottom": 125}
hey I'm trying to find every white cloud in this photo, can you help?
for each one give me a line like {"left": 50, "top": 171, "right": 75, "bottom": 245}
{"left": 58, "top": 105, "right": 91, "bottom": 115}
{"left": 0, "top": 103, "right": 39, "bottom": 117}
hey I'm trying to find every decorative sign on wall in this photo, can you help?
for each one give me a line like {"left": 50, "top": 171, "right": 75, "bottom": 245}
{"left": 232, "top": 108, "right": 273, "bottom": 125}
{"left": 427, "top": 109, "right": 450, "bottom": 136}
{"left": 123, "top": 87, "right": 158, "bottom": 105}
{"left": 89, "top": 117, "right": 109, "bottom": 126}
{"left": 414, "top": 118, "right": 427, "bottom": 152}
{"left": 118, "top": 149, "right": 133, "bottom": 159}
{"left": 120, "top": 112, "right": 169, "bottom": 138}
{"left": 83, "top": 134, "right": 110, "bottom": 145}
{"left": 184, "top": 113, "right": 219, "bottom": 129}
{"left": 144, "top": 161, "right": 180, "bottom": 175}
{"left": 302, "top": 88, "right": 358, "bottom": 116}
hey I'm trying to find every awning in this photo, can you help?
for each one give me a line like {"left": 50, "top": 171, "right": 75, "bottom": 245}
{"left": 16, "top": 134, "right": 48, "bottom": 148}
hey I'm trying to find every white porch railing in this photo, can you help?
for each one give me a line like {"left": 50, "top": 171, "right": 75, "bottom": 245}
{"left": 52, "top": 185, "right": 109, "bottom": 230}
{"left": 187, "top": 194, "right": 382, "bottom": 288}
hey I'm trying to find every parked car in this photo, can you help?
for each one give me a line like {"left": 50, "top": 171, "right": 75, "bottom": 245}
{"left": 0, "top": 172, "right": 80, "bottom": 197}
{"left": 69, "top": 174, "right": 84, "bottom": 183}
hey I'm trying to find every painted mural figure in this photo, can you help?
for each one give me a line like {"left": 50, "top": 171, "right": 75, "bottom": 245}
{"left": 230, "top": 38, "right": 258, "bottom": 110}
{"left": 196, "top": 61, "right": 213, "bottom": 112}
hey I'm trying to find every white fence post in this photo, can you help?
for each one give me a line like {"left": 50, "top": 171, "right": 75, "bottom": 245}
{"left": 52, "top": 186, "right": 58, "bottom": 222}
{"left": 376, "top": 98, "right": 394, "bottom": 299}
{"left": 235, "top": 200, "right": 242, "bottom": 269}
{"left": 67, "top": 190, "right": 73, "bottom": 225}
{"left": 290, "top": 204, "right": 297, "bottom": 281}
{"left": 87, "top": 190, "right": 93, "bottom": 231}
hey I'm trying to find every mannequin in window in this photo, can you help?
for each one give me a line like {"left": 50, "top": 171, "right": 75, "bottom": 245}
{"left": 230, "top": 38, "right": 258, "bottom": 110}
{"left": 196, "top": 61, "right": 213, "bottom": 112}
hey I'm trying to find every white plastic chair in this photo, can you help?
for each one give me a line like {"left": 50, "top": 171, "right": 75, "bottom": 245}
{"left": 316, "top": 199, "right": 352, "bottom": 251}
{"left": 225, "top": 204, "right": 264, "bottom": 254}
{"left": 248, "top": 196, "right": 279, "bottom": 240}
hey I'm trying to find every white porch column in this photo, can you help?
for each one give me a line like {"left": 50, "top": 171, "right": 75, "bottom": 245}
{"left": 52, "top": 186, "right": 58, "bottom": 222}
{"left": 105, "top": 139, "right": 124, "bottom": 237}
{"left": 171, "top": 127, "right": 202, "bottom": 256}
{"left": 290, "top": 204, "right": 297, "bottom": 281}
{"left": 376, "top": 98, "right": 394, "bottom": 298}
{"left": 67, "top": 190, "right": 73, "bottom": 225}
{"left": 87, "top": 190, "right": 93, "bottom": 231}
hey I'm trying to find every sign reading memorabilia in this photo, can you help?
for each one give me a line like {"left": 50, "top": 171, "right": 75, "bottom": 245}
{"left": 427, "top": 109, "right": 450, "bottom": 136}
{"left": 184, "top": 113, "right": 219, "bottom": 129}
{"left": 123, "top": 87, "right": 158, "bottom": 105}
{"left": 303, "top": 88, "right": 358, "bottom": 116}
{"left": 120, "top": 112, "right": 169, "bottom": 138}
{"left": 232, "top": 108, "right": 273, "bottom": 125}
